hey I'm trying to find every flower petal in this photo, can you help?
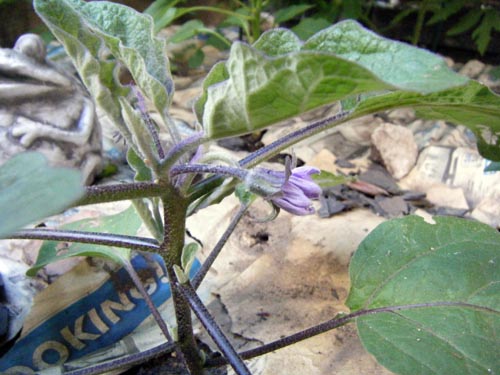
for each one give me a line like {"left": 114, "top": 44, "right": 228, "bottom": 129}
{"left": 288, "top": 176, "right": 322, "bottom": 198}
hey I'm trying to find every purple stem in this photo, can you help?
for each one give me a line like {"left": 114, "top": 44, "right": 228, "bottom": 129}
{"left": 205, "top": 301, "right": 487, "bottom": 367}
{"left": 10, "top": 228, "right": 159, "bottom": 252}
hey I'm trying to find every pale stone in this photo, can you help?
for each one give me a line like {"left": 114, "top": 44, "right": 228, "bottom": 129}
{"left": 308, "top": 148, "right": 337, "bottom": 173}
{"left": 458, "top": 59, "right": 486, "bottom": 78}
{"left": 471, "top": 197, "right": 500, "bottom": 228}
{"left": 338, "top": 115, "right": 383, "bottom": 145}
{"left": 426, "top": 185, "right": 469, "bottom": 210}
{"left": 371, "top": 122, "right": 418, "bottom": 179}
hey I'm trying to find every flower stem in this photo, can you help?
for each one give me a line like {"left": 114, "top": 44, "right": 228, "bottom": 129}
{"left": 160, "top": 132, "right": 206, "bottom": 176}
{"left": 170, "top": 164, "right": 248, "bottom": 181}
{"left": 239, "top": 110, "right": 352, "bottom": 168}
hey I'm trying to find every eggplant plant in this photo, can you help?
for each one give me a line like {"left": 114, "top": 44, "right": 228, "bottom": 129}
{"left": 0, "top": 0, "right": 499, "bottom": 374}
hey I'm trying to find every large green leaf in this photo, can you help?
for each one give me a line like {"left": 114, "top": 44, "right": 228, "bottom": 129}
{"left": 27, "top": 205, "right": 143, "bottom": 276}
{"left": 199, "top": 42, "right": 394, "bottom": 139}
{"left": 346, "top": 216, "right": 499, "bottom": 375}
{"left": 302, "top": 20, "right": 467, "bottom": 93}
{"left": 0, "top": 152, "right": 83, "bottom": 238}
{"left": 34, "top": 0, "right": 176, "bottom": 149}
{"left": 348, "top": 80, "right": 500, "bottom": 160}
{"left": 197, "top": 20, "right": 470, "bottom": 140}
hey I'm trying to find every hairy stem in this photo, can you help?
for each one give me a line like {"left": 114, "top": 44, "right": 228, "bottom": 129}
{"left": 185, "top": 110, "right": 352, "bottom": 206}
{"left": 123, "top": 261, "right": 173, "bottom": 343}
{"left": 10, "top": 228, "right": 159, "bottom": 252}
{"left": 76, "top": 183, "right": 164, "bottom": 206}
{"left": 161, "top": 185, "right": 204, "bottom": 374}
{"left": 63, "top": 342, "right": 175, "bottom": 375}
{"left": 177, "top": 282, "right": 251, "bottom": 375}
{"left": 239, "top": 110, "right": 352, "bottom": 168}
{"left": 170, "top": 163, "right": 248, "bottom": 181}
{"left": 160, "top": 132, "right": 206, "bottom": 175}
{"left": 206, "top": 301, "right": 487, "bottom": 367}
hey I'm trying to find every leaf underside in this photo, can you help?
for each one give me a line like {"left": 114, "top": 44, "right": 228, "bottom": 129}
{"left": 197, "top": 20, "right": 500, "bottom": 160}
{"left": 347, "top": 216, "right": 500, "bottom": 375}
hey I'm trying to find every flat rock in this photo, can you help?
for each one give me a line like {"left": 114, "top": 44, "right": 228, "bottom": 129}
{"left": 371, "top": 123, "right": 418, "bottom": 180}
{"left": 426, "top": 185, "right": 469, "bottom": 210}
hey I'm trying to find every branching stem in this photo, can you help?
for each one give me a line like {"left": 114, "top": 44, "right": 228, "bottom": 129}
{"left": 205, "top": 301, "right": 488, "bottom": 367}
{"left": 76, "top": 183, "right": 164, "bottom": 206}
{"left": 10, "top": 228, "right": 159, "bottom": 252}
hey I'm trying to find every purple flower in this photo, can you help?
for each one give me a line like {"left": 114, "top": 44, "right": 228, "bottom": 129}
{"left": 271, "top": 166, "right": 322, "bottom": 215}
{"left": 245, "top": 163, "right": 321, "bottom": 215}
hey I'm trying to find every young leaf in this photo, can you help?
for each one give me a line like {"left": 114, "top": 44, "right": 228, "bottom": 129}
{"left": 274, "top": 4, "right": 314, "bottom": 24}
{"left": 34, "top": 0, "right": 175, "bottom": 139}
{"left": 27, "top": 205, "right": 143, "bottom": 275}
{"left": 0, "top": 152, "right": 83, "bottom": 238}
{"left": 347, "top": 216, "right": 499, "bottom": 375}
{"left": 181, "top": 242, "right": 199, "bottom": 275}
{"left": 127, "top": 148, "right": 153, "bottom": 182}
{"left": 252, "top": 28, "right": 302, "bottom": 56}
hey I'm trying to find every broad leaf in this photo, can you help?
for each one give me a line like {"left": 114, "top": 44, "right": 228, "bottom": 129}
{"left": 347, "top": 216, "right": 499, "bottom": 375}
{"left": 199, "top": 42, "right": 394, "bottom": 139}
{"left": 302, "top": 20, "right": 467, "bottom": 93}
{"left": 197, "top": 20, "right": 470, "bottom": 140}
{"left": 349, "top": 80, "right": 500, "bottom": 160}
{"left": 27, "top": 205, "right": 143, "bottom": 275}
{"left": 0, "top": 152, "right": 83, "bottom": 238}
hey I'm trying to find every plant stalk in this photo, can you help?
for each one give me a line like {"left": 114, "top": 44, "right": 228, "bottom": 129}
{"left": 76, "top": 183, "right": 164, "bottom": 206}
{"left": 205, "top": 301, "right": 487, "bottom": 367}
{"left": 9, "top": 228, "right": 159, "bottom": 252}
{"left": 161, "top": 185, "right": 204, "bottom": 374}
{"left": 177, "top": 282, "right": 251, "bottom": 375}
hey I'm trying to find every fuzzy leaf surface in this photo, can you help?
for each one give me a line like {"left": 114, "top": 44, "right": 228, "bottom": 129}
{"left": 198, "top": 20, "right": 470, "bottom": 140}
{"left": 347, "top": 216, "right": 500, "bottom": 375}
{"left": 34, "top": 0, "right": 174, "bottom": 142}
{"left": 0, "top": 153, "right": 83, "bottom": 238}
{"left": 349, "top": 80, "right": 500, "bottom": 160}
{"left": 28, "top": 205, "right": 143, "bottom": 275}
